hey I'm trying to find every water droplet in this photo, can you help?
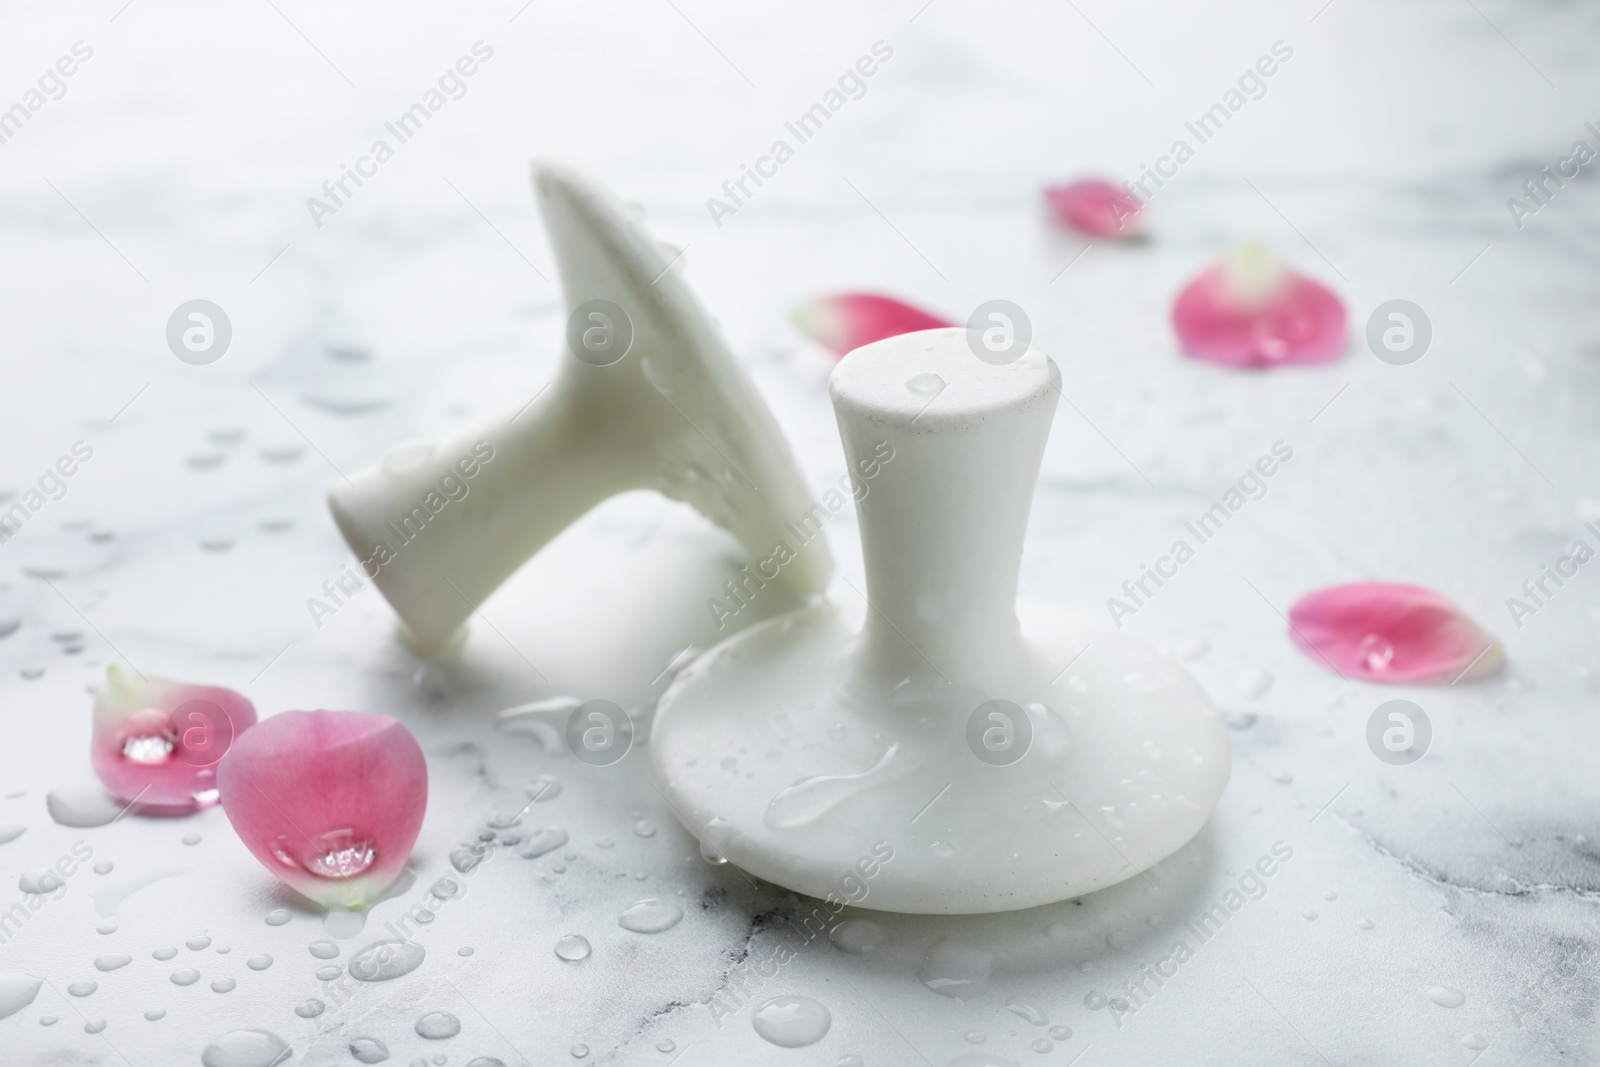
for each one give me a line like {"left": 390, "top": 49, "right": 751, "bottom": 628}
{"left": 906, "top": 372, "right": 944, "bottom": 395}
{"left": 839, "top": 1056, "right": 864, "bottom": 1067}
{"left": 315, "top": 965, "right": 342, "bottom": 981}
{"left": 96, "top": 923, "right": 117, "bottom": 935}
{"left": 521, "top": 827, "right": 569, "bottom": 860}
{"left": 349, "top": 940, "right": 427, "bottom": 982}
{"left": 1048, "top": 1025, "right": 1072, "bottom": 1039}
{"left": 457, "top": 947, "right": 474, "bottom": 957}
{"left": 211, "top": 978, "right": 236, "bottom": 993}
{"left": 19, "top": 869, "right": 61, "bottom": 894}
{"left": 1357, "top": 633, "right": 1394, "bottom": 673}
{"left": 39, "top": 1016, "right": 57, "bottom": 1026}
{"left": 0, "top": 825, "right": 24, "bottom": 845}
{"left": 93, "top": 862, "right": 113, "bottom": 875}
{"left": 305, "top": 829, "right": 376, "bottom": 878}
{"left": 466, "top": 1059, "right": 506, "bottom": 1067}
{"left": 656, "top": 1040, "right": 676, "bottom": 1053}
{"left": 1356, "top": 918, "right": 1375, "bottom": 930}
{"left": 1240, "top": 668, "right": 1272, "bottom": 699}
{"left": 414, "top": 1011, "right": 461, "bottom": 1039}
{"left": 1031, "top": 1038, "right": 1053, "bottom": 1053}
{"left": 351, "top": 1037, "right": 391, "bottom": 1063}
{"left": 918, "top": 943, "right": 991, "bottom": 1000}
{"left": 67, "top": 981, "right": 97, "bottom": 997}
{"left": 752, "top": 995, "right": 831, "bottom": 1048}
{"left": 295, "top": 999, "right": 325, "bottom": 1018}
{"left": 595, "top": 837, "right": 614, "bottom": 849}
{"left": 829, "top": 919, "right": 886, "bottom": 955}
{"left": 1303, "top": 910, "right": 1318, "bottom": 921}
{"left": 187, "top": 936, "right": 212, "bottom": 951}
{"left": 308, "top": 940, "right": 339, "bottom": 959}
{"left": 170, "top": 969, "right": 200, "bottom": 986}
{"left": 764, "top": 745, "right": 902, "bottom": 829}
{"left": 144, "top": 1009, "right": 166, "bottom": 1021}
{"left": 964, "top": 1031, "right": 986, "bottom": 1044}
{"left": 93, "top": 954, "right": 130, "bottom": 972}
{"left": 619, "top": 899, "right": 684, "bottom": 934}
{"left": 633, "top": 820, "right": 657, "bottom": 838}
{"left": 1428, "top": 986, "right": 1465, "bottom": 1008}
{"left": 1005, "top": 997, "right": 1048, "bottom": 1026}
{"left": 554, "top": 934, "right": 591, "bottom": 962}
{"left": 0, "top": 972, "right": 42, "bottom": 1020}
{"left": 526, "top": 775, "right": 562, "bottom": 802}
{"left": 570, "top": 1045, "right": 590, "bottom": 1059}
{"left": 1462, "top": 1033, "right": 1487, "bottom": 1051}
{"left": 264, "top": 908, "right": 291, "bottom": 926}
{"left": 1085, "top": 991, "right": 1107, "bottom": 1010}
{"left": 200, "top": 1028, "right": 292, "bottom": 1067}
{"left": 1322, "top": 890, "right": 1338, "bottom": 901}
{"left": 84, "top": 1018, "right": 106, "bottom": 1033}
{"left": 215, "top": 946, "right": 231, "bottom": 955}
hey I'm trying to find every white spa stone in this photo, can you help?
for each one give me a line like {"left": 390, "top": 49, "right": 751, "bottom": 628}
{"left": 326, "top": 162, "right": 831, "bottom": 654}
{"left": 652, "top": 328, "right": 1231, "bottom": 913}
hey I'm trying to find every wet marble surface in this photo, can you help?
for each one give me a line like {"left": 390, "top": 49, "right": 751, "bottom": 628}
{"left": 1, "top": 0, "right": 1598, "bottom": 1063}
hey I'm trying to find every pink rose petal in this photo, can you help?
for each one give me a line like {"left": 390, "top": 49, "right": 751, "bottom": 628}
{"left": 91, "top": 665, "right": 257, "bottom": 813}
{"left": 1173, "top": 244, "right": 1346, "bottom": 367}
{"left": 217, "top": 710, "right": 427, "bottom": 910}
{"left": 1044, "top": 178, "right": 1143, "bottom": 238}
{"left": 791, "top": 293, "right": 953, "bottom": 359}
{"left": 1288, "top": 582, "right": 1504, "bottom": 684}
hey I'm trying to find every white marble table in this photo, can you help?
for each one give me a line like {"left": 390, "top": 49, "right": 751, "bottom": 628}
{"left": 1, "top": 0, "right": 1597, "bottom": 1063}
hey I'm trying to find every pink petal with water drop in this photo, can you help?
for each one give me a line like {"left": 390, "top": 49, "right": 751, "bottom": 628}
{"left": 91, "top": 665, "right": 257, "bottom": 813}
{"left": 1288, "top": 582, "right": 1503, "bottom": 684}
{"left": 1043, "top": 179, "right": 1143, "bottom": 238}
{"left": 1173, "top": 244, "right": 1346, "bottom": 367}
{"left": 217, "top": 710, "right": 427, "bottom": 910}
{"left": 791, "top": 293, "right": 954, "bottom": 359}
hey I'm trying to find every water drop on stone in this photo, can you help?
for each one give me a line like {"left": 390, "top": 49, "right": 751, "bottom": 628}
{"left": 699, "top": 838, "right": 728, "bottom": 865}
{"left": 295, "top": 999, "right": 325, "bottom": 1018}
{"left": 45, "top": 783, "right": 125, "bottom": 828}
{"left": 1005, "top": 997, "right": 1048, "bottom": 1026}
{"left": 1303, "top": 910, "right": 1318, "bottom": 921}
{"left": 1322, "top": 890, "right": 1338, "bottom": 900}
{"left": 1085, "top": 991, "right": 1107, "bottom": 1010}
{"left": 154, "top": 947, "right": 177, "bottom": 961}
{"left": 183, "top": 833, "right": 202, "bottom": 846}
{"left": 596, "top": 837, "right": 614, "bottom": 849}
{"left": 315, "top": 965, "right": 341, "bottom": 981}
{"left": 309, "top": 940, "right": 339, "bottom": 959}
{"left": 351, "top": 1037, "right": 390, "bottom": 1063}
{"left": 465, "top": 1059, "right": 506, "bottom": 1067}
{"left": 1356, "top": 918, "right": 1375, "bottom": 930}
{"left": 171, "top": 969, "right": 200, "bottom": 986}
{"left": 211, "top": 978, "right": 236, "bottom": 993}
{"left": 656, "top": 1040, "right": 675, "bottom": 1053}
{"left": 570, "top": 1045, "right": 589, "bottom": 1059}
{"left": 554, "top": 934, "right": 591, "bottom": 962}
{"left": 521, "top": 827, "right": 569, "bottom": 860}
{"left": 752, "top": 995, "right": 831, "bottom": 1048}
{"left": 1031, "top": 1038, "right": 1053, "bottom": 1053}
{"left": 839, "top": 1057, "right": 864, "bottom": 1067}
{"left": 1462, "top": 1033, "right": 1487, "bottom": 1051}
{"left": 144, "top": 1009, "right": 165, "bottom": 1021}
{"left": 200, "top": 1028, "right": 292, "bottom": 1067}
{"left": 247, "top": 954, "right": 272, "bottom": 971}
{"left": 829, "top": 919, "right": 886, "bottom": 955}
{"left": 633, "top": 820, "right": 657, "bottom": 838}
{"left": 96, "top": 923, "right": 117, "bottom": 935}
{"left": 415, "top": 1011, "right": 460, "bottom": 1039}
{"left": 1048, "top": 1025, "right": 1072, "bottom": 1039}
{"left": 618, "top": 899, "right": 684, "bottom": 934}
{"left": 93, "top": 862, "right": 113, "bottom": 875}
{"left": 264, "top": 908, "right": 291, "bottom": 926}
{"left": 526, "top": 775, "right": 561, "bottom": 802}
{"left": 84, "top": 1018, "right": 106, "bottom": 1033}
{"left": 349, "top": 940, "right": 426, "bottom": 982}
{"left": 188, "top": 936, "right": 213, "bottom": 951}
{"left": 458, "top": 947, "right": 474, "bottom": 957}
{"left": 0, "top": 972, "right": 42, "bottom": 1020}
{"left": 1428, "top": 986, "right": 1465, "bottom": 1008}
{"left": 94, "top": 954, "right": 131, "bottom": 972}
{"left": 19, "top": 869, "right": 62, "bottom": 894}
{"left": 39, "top": 1016, "right": 57, "bottom": 1026}
{"left": 0, "top": 824, "right": 24, "bottom": 844}
{"left": 67, "top": 981, "right": 97, "bottom": 997}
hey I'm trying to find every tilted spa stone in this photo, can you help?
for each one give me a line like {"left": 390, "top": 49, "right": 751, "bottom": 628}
{"left": 327, "top": 162, "right": 832, "bottom": 653}
{"left": 652, "top": 328, "right": 1231, "bottom": 914}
